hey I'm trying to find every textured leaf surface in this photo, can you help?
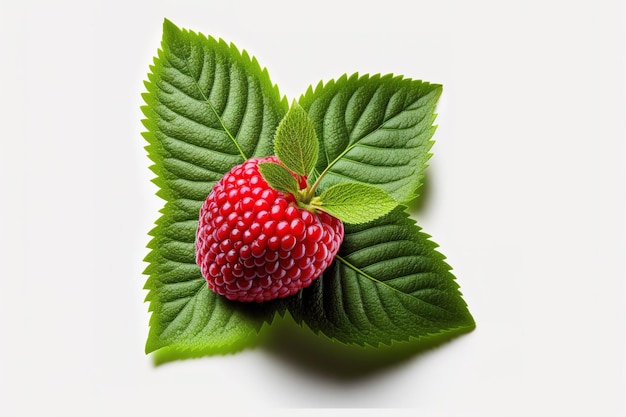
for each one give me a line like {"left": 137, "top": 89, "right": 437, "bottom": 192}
{"left": 258, "top": 161, "right": 300, "bottom": 196}
{"left": 316, "top": 182, "right": 397, "bottom": 224}
{"left": 274, "top": 101, "right": 319, "bottom": 176}
{"left": 142, "top": 19, "right": 287, "bottom": 356}
{"left": 299, "top": 74, "right": 441, "bottom": 204}
{"left": 287, "top": 207, "right": 475, "bottom": 346}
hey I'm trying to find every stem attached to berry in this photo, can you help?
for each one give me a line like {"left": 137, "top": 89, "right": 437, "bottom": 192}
{"left": 294, "top": 153, "right": 342, "bottom": 211}
{"left": 300, "top": 142, "right": 357, "bottom": 203}
{"left": 295, "top": 179, "right": 325, "bottom": 213}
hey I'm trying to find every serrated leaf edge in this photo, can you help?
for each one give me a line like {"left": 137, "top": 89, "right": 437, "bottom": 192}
{"left": 298, "top": 72, "right": 442, "bottom": 205}
{"left": 288, "top": 208, "right": 475, "bottom": 348}
{"left": 141, "top": 19, "right": 288, "bottom": 356}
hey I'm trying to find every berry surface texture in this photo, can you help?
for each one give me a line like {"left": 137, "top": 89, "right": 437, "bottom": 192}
{"left": 195, "top": 156, "right": 344, "bottom": 302}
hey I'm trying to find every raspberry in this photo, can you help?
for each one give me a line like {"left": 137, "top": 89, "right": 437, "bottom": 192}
{"left": 195, "top": 156, "right": 344, "bottom": 302}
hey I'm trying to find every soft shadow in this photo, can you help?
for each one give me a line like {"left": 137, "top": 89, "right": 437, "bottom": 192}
{"left": 151, "top": 173, "right": 463, "bottom": 371}
{"left": 407, "top": 173, "right": 430, "bottom": 214}
{"left": 151, "top": 337, "right": 258, "bottom": 366}
{"left": 259, "top": 314, "right": 474, "bottom": 382}
{"left": 151, "top": 298, "right": 286, "bottom": 366}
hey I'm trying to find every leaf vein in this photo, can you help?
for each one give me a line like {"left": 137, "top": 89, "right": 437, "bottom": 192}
{"left": 326, "top": 170, "right": 410, "bottom": 187}
{"left": 335, "top": 255, "right": 449, "bottom": 319}
{"left": 161, "top": 133, "right": 240, "bottom": 160}
{"left": 339, "top": 267, "right": 362, "bottom": 331}
{"left": 178, "top": 47, "right": 247, "bottom": 160}
{"left": 163, "top": 156, "right": 225, "bottom": 179}
{"left": 158, "top": 282, "right": 206, "bottom": 338}
{"left": 232, "top": 76, "right": 251, "bottom": 143}
{"left": 343, "top": 240, "right": 424, "bottom": 259}
{"left": 372, "top": 282, "right": 407, "bottom": 335}
{"left": 154, "top": 85, "right": 228, "bottom": 134}
{"left": 341, "top": 155, "right": 414, "bottom": 169}
{"left": 344, "top": 96, "right": 431, "bottom": 149}
{"left": 347, "top": 85, "right": 383, "bottom": 142}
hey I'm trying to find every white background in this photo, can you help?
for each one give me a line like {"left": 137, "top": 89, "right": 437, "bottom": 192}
{"left": 1, "top": 0, "right": 624, "bottom": 415}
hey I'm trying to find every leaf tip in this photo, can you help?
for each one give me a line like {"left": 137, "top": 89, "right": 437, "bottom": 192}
{"left": 162, "top": 18, "right": 189, "bottom": 56}
{"left": 162, "top": 18, "right": 180, "bottom": 39}
{"left": 145, "top": 331, "right": 162, "bottom": 355}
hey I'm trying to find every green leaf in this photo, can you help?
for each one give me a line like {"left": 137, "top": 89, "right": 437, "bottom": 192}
{"left": 258, "top": 161, "right": 300, "bottom": 196}
{"left": 274, "top": 100, "right": 319, "bottom": 176}
{"left": 299, "top": 74, "right": 441, "bottom": 205}
{"left": 141, "top": 20, "right": 474, "bottom": 360}
{"left": 315, "top": 182, "right": 397, "bottom": 224}
{"left": 142, "top": 19, "right": 288, "bottom": 358}
{"left": 287, "top": 207, "right": 475, "bottom": 346}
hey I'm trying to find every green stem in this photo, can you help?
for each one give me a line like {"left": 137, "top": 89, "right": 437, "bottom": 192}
{"left": 306, "top": 143, "right": 358, "bottom": 198}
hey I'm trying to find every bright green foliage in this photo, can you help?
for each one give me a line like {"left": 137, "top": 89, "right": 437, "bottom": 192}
{"left": 273, "top": 101, "right": 319, "bottom": 176}
{"left": 261, "top": 100, "right": 399, "bottom": 223}
{"left": 299, "top": 74, "right": 441, "bottom": 204}
{"left": 142, "top": 19, "right": 287, "bottom": 356}
{"left": 287, "top": 207, "right": 475, "bottom": 346}
{"left": 315, "top": 182, "right": 397, "bottom": 224}
{"left": 141, "top": 19, "right": 474, "bottom": 360}
{"left": 258, "top": 162, "right": 300, "bottom": 196}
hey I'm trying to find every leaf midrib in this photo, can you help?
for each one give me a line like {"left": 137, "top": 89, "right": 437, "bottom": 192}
{"left": 321, "top": 95, "right": 427, "bottom": 178}
{"left": 176, "top": 47, "right": 247, "bottom": 161}
{"left": 158, "top": 279, "right": 206, "bottom": 337}
{"left": 335, "top": 255, "right": 458, "bottom": 317}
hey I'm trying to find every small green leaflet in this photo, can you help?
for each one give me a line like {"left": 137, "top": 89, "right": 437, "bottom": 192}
{"left": 315, "top": 182, "right": 397, "bottom": 224}
{"left": 257, "top": 162, "right": 300, "bottom": 196}
{"left": 273, "top": 101, "right": 319, "bottom": 176}
{"left": 259, "top": 100, "right": 399, "bottom": 225}
{"left": 141, "top": 19, "right": 474, "bottom": 362}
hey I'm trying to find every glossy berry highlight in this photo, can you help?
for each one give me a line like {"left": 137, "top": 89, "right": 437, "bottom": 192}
{"left": 195, "top": 156, "right": 344, "bottom": 302}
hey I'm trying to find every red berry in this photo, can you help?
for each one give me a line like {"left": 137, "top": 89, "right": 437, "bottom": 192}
{"left": 195, "top": 156, "right": 344, "bottom": 302}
